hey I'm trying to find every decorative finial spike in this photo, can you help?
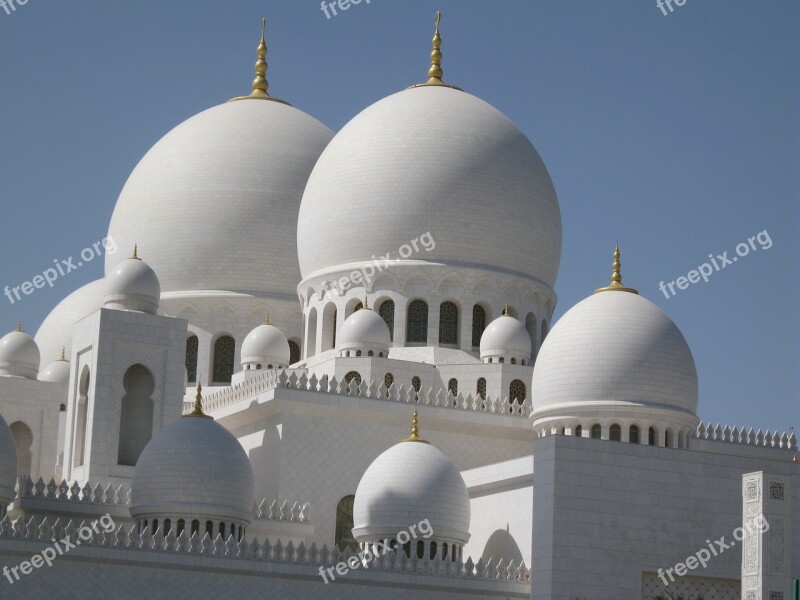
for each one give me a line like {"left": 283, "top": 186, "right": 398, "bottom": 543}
{"left": 130, "top": 245, "right": 140, "bottom": 260}
{"left": 594, "top": 245, "right": 639, "bottom": 295}
{"left": 185, "top": 382, "right": 213, "bottom": 419}
{"left": 402, "top": 409, "right": 430, "bottom": 444}
{"left": 363, "top": 296, "right": 369, "bottom": 310}
{"left": 16, "top": 320, "right": 22, "bottom": 332}
{"left": 228, "top": 18, "right": 290, "bottom": 105}
{"left": 264, "top": 312, "right": 270, "bottom": 325}
{"left": 409, "top": 10, "right": 462, "bottom": 90}
{"left": 58, "top": 347, "right": 66, "bottom": 362}
{"left": 502, "top": 304, "right": 509, "bottom": 316}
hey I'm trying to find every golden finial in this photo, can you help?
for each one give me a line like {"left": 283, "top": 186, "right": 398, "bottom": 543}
{"left": 130, "top": 245, "right": 140, "bottom": 260}
{"left": 264, "top": 312, "right": 270, "bottom": 325}
{"left": 185, "top": 382, "right": 213, "bottom": 419}
{"left": 409, "top": 11, "right": 462, "bottom": 90}
{"left": 363, "top": 296, "right": 369, "bottom": 310}
{"left": 228, "top": 18, "right": 290, "bottom": 105}
{"left": 502, "top": 304, "right": 510, "bottom": 316}
{"left": 402, "top": 409, "right": 430, "bottom": 444}
{"left": 594, "top": 245, "right": 639, "bottom": 294}
{"left": 16, "top": 320, "right": 22, "bottom": 332}
{"left": 58, "top": 347, "right": 67, "bottom": 362}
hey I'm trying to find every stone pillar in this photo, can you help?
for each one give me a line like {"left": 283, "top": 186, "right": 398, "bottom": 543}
{"left": 741, "top": 471, "right": 792, "bottom": 600}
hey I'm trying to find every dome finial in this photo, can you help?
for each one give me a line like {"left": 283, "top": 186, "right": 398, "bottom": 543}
{"left": 228, "top": 18, "right": 290, "bottom": 105}
{"left": 58, "top": 346, "right": 66, "bottom": 362}
{"left": 409, "top": 11, "right": 462, "bottom": 91}
{"left": 185, "top": 381, "right": 213, "bottom": 419}
{"left": 363, "top": 295, "right": 369, "bottom": 310}
{"left": 502, "top": 304, "right": 509, "bottom": 316}
{"left": 16, "top": 320, "right": 22, "bottom": 332}
{"left": 594, "top": 245, "right": 639, "bottom": 294}
{"left": 130, "top": 244, "right": 140, "bottom": 260}
{"left": 402, "top": 409, "right": 430, "bottom": 444}
{"left": 264, "top": 312, "right": 270, "bottom": 325}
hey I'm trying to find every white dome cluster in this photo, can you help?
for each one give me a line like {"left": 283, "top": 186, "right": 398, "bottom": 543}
{"left": 353, "top": 412, "right": 470, "bottom": 556}
{"left": 0, "top": 413, "right": 17, "bottom": 513}
{"left": 0, "top": 324, "right": 41, "bottom": 379}
{"left": 104, "top": 248, "right": 161, "bottom": 314}
{"left": 130, "top": 388, "right": 255, "bottom": 535}
{"left": 479, "top": 309, "right": 532, "bottom": 365}
{"left": 337, "top": 303, "right": 391, "bottom": 357}
{"left": 241, "top": 317, "right": 291, "bottom": 370}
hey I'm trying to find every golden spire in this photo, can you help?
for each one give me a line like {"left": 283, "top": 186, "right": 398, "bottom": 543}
{"left": 58, "top": 347, "right": 67, "bottom": 362}
{"left": 594, "top": 245, "right": 639, "bottom": 294}
{"left": 228, "top": 18, "right": 290, "bottom": 105}
{"left": 502, "top": 304, "right": 510, "bottom": 316}
{"left": 363, "top": 296, "right": 369, "bottom": 310}
{"left": 130, "top": 245, "right": 140, "bottom": 260}
{"left": 409, "top": 11, "right": 462, "bottom": 90}
{"left": 264, "top": 312, "right": 270, "bottom": 325}
{"left": 402, "top": 409, "right": 430, "bottom": 444}
{"left": 16, "top": 320, "right": 22, "bottom": 332}
{"left": 185, "top": 382, "right": 213, "bottom": 419}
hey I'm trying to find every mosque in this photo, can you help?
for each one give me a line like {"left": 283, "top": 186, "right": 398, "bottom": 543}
{"left": 0, "top": 13, "right": 795, "bottom": 600}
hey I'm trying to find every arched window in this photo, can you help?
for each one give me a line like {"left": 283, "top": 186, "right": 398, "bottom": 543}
{"left": 59, "top": 403, "right": 66, "bottom": 412}
{"left": 431, "top": 541, "right": 438, "bottom": 559}
{"left": 152, "top": 519, "right": 159, "bottom": 535}
{"left": 185, "top": 335, "right": 198, "bottom": 384}
{"left": 191, "top": 520, "right": 200, "bottom": 536}
{"left": 591, "top": 424, "right": 602, "bottom": 439}
{"left": 321, "top": 304, "right": 337, "bottom": 352}
{"left": 665, "top": 429, "right": 673, "bottom": 448}
{"left": 476, "top": 378, "right": 487, "bottom": 401}
{"left": 406, "top": 300, "right": 428, "bottom": 343}
{"left": 417, "top": 540, "right": 425, "bottom": 559}
{"left": 9, "top": 422, "right": 32, "bottom": 476}
{"left": 118, "top": 364, "right": 155, "bottom": 466}
{"left": 344, "top": 371, "right": 362, "bottom": 385}
{"left": 335, "top": 495, "right": 357, "bottom": 552}
{"left": 648, "top": 426, "right": 657, "bottom": 446}
{"left": 177, "top": 519, "right": 185, "bottom": 536}
{"left": 541, "top": 320, "right": 549, "bottom": 343}
{"left": 411, "top": 376, "right": 421, "bottom": 400}
{"left": 439, "top": 301, "right": 458, "bottom": 345}
{"left": 205, "top": 521, "right": 213, "bottom": 537}
{"left": 509, "top": 379, "right": 526, "bottom": 403}
{"left": 378, "top": 300, "right": 395, "bottom": 342}
{"left": 629, "top": 425, "right": 640, "bottom": 444}
{"left": 471, "top": 305, "right": 486, "bottom": 347}
{"left": 609, "top": 424, "right": 621, "bottom": 442}
{"left": 575, "top": 425, "right": 583, "bottom": 437}
{"left": 219, "top": 522, "right": 226, "bottom": 538}
{"left": 332, "top": 309, "right": 337, "bottom": 348}
{"left": 164, "top": 519, "right": 172, "bottom": 535}
{"left": 448, "top": 378, "right": 458, "bottom": 396}
{"left": 306, "top": 308, "right": 318, "bottom": 358}
{"left": 288, "top": 340, "right": 301, "bottom": 365}
{"left": 212, "top": 335, "right": 235, "bottom": 384}
{"left": 384, "top": 373, "right": 394, "bottom": 397}
{"left": 525, "top": 312, "right": 537, "bottom": 355}
{"left": 73, "top": 367, "right": 91, "bottom": 468}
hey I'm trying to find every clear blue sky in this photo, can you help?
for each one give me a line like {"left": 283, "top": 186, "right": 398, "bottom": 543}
{"left": 0, "top": 1, "right": 797, "bottom": 433}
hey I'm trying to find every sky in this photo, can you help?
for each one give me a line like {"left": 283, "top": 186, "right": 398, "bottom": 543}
{"left": 0, "top": 0, "right": 797, "bottom": 433}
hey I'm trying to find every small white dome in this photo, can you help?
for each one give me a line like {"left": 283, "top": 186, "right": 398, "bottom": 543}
{"left": 531, "top": 289, "right": 698, "bottom": 421}
{"left": 104, "top": 251, "right": 161, "bottom": 314}
{"left": 0, "top": 414, "right": 17, "bottom": 507}
{"left": 353, "top": 416, "right": 470, "bottom": 546}
{"left": 337, "top": 307, "right": 391, "bottom": 355}
{"left": 479, "top": 312, "right": 532, "bottom": 363}
{"left": 39, "top": 350, "right": 70, "bottom": 384}
{"left": 240, "top": 322, "right": 290, "bottom": 368}
{"left": 0, "top": 326, "right": 41, "bottom": 379}
{"left": 131, "top": 410, "right": 255, "bottom": 526}
{"left": 35, "top": 279, "right": 106, "bottom": 371}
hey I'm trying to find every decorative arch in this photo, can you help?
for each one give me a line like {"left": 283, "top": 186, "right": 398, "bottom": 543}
{"left": 476, "top": 377, "right": 487, "bottom": 401}
{"left": 471, "top": 304, "right": 487, "bottom": 348}
{"left": 288, "top": 339, "right": 301, "bottom": 365}
{"left": 321, "top": 303, "right": 337, "bottom": 351}
{"left": 335, "top": 495, "right": 357, "bottom": 552}
{"left": 609, "top": 424, "right": 622, "bottom": 442}
{"left": 525, "top": 312, "right": 537, "bottom": 354}
{"left": 509, "top": 379, "right": 526, "bottom": 403}
{"left": 185, "top": 334, "right": 199, "bottom": 385}
{"left": 212, "top": 335, "right": 235, "bottom": 384}
{"left": 9, "top": 421, "right": 32, "bottom": 476}
{"left": 344, "top": 371, "right": 362, "bottom": 385}
{"left": 306, "top": 308, "right": 318, "bottom": 358}
{"left": 541, "top": 320, "right": 549, "bottom": 343}
{"left": 377, "top": 299, "right": 395, "bottom": 342}
{"left": 591, "top": 424, "right": 602, "bottom": 439}
{"left": 406, "top": 300, "right": 428, "bottom": 344}
{"left": 118, "top": 364, "right": 155, "bottom": 466}
{"left": 439, "top": 301, "right": 459, "bottom": 345}
{"left": 73, "top": 366, "right": 91, "bottom": 469}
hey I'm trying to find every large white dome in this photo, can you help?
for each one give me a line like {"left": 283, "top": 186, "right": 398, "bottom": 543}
{"left": 35, "top": 279, "right": 106, "bottom": 371}
{"left": 353, "top": 418, "right": 470, "bottom": 545}
{"left": 0, "top": 413, "right": 17, "bottom": 507}
{"left": 531, "top": 290, "right": 698, "bottom": 417}
{"left": 131, "top": 411, "right": 255, "bottom": 526}
{"left": 297, "top": 86, "right": 562, "bottom": 288}
{"left": 107, "top": 99, "right": 334, "bottom": 297}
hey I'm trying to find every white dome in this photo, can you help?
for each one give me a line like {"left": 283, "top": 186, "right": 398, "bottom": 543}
{"left": 39, "top": 354, "right": 70, "bottom": 384}
{"left": 337, "top": 307, "right": 391, "bottom": 354}
{"left": 240, "top": 322, "right": 290, "bottom": 368}
{"left": 0, "top": 414, "right": 17, "bottom": 507}
{"left": 107, "top": 100, "right": 334, "bottom": 297}
{"left": 0, "top": 327, "right": 41, "bottom": 379}
{"left": 480, "top": 313, "right": 532, "bottom": 362}
{"left": 531, "top": 290, "right": 698, "bottom": 418}
{"left": 131, "top": 412, "right": 255, "bottom": 525}
{"left": 104, "top": 253, "right": 161, "bottom": 314}
{"left": 298, "top": 86, "right": 561, "bottom": 288}
{"left": 353, "top": 423, "right": 470, "bottom": 545}
{"left": 35, "top": 279, "right": 106, "bottom": 371}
